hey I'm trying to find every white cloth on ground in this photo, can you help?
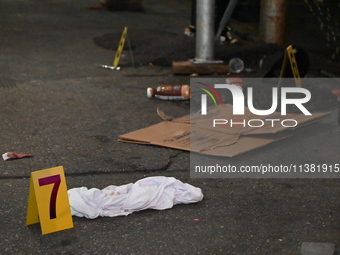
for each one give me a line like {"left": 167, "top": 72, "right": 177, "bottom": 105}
{"left": 68, "top": 176, "right": 204, "bottom": 219}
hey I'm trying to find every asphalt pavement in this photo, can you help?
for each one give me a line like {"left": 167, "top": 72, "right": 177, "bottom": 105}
{"left": 0, "top": 0, "right": 339, "bottom": 254}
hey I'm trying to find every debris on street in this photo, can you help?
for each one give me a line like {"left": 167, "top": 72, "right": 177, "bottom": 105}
{"left": 147, "top": 85, "right": 190, "bottom": 100}
{"left": 68, "top": 176, "right": 203, "bottom": 219}
{"left": 2, "top": 152, "right": 34, "bottom": 161}
{"left": 228, "top": 57, "right": 244, "bottom": 73}
{"left": 95, "top": 64, "right": 120, "bottom": 70}
{"left": 119, "top": 104, "right": 329, "bottom": 157}
{"left": 157, "top": 107, "right": 173, "bottom": 121}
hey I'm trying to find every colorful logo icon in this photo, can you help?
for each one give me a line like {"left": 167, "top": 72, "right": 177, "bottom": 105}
{"left": 197, "top": 82, "right": 223, "bottom": 106}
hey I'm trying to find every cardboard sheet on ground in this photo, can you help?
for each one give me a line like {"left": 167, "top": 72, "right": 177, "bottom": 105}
{"left": 119, "top": 104, "right": 329, "bottom": 157}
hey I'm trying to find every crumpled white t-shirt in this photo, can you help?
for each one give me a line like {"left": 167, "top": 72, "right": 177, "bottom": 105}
{"left": 68, "top": 176, "right": 203, "bottom": 219}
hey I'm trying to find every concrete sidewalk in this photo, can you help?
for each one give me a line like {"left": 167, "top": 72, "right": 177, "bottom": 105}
{"left": 0, "top": 0, "right": 339, "bottom": 254}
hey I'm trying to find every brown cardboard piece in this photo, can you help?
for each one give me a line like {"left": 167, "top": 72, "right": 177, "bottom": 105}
{"left": 118, "top": 104, "right": 330, "bottom": 157}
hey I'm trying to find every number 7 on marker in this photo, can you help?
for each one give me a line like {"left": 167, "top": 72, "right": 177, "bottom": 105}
{"left": 38, "top": 174, "right": 61, "bottom": 219}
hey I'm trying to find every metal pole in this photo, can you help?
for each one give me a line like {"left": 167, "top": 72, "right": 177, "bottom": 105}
{"left": 195, "top": 0, "right": 215, "bottom": 62}
{"left": 214, "top": 0, "right": 239, "bottom": 41}
{"left": 259, "top": 0, "right": 287, "bottom": 45}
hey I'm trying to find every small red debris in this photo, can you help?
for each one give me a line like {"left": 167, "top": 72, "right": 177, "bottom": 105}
{"left": 2, "top": 152, "right": 34, "bottom": 161}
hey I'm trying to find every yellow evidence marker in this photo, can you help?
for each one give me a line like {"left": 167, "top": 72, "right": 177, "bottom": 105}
{"left": 279, "top": 45, "right": 303, "bottom": 88}
{"left": 26, "top": 166, "right": 74, "bottom": 235}
{"left": 113, "top": 26, "right": 128, "bottom": 68}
